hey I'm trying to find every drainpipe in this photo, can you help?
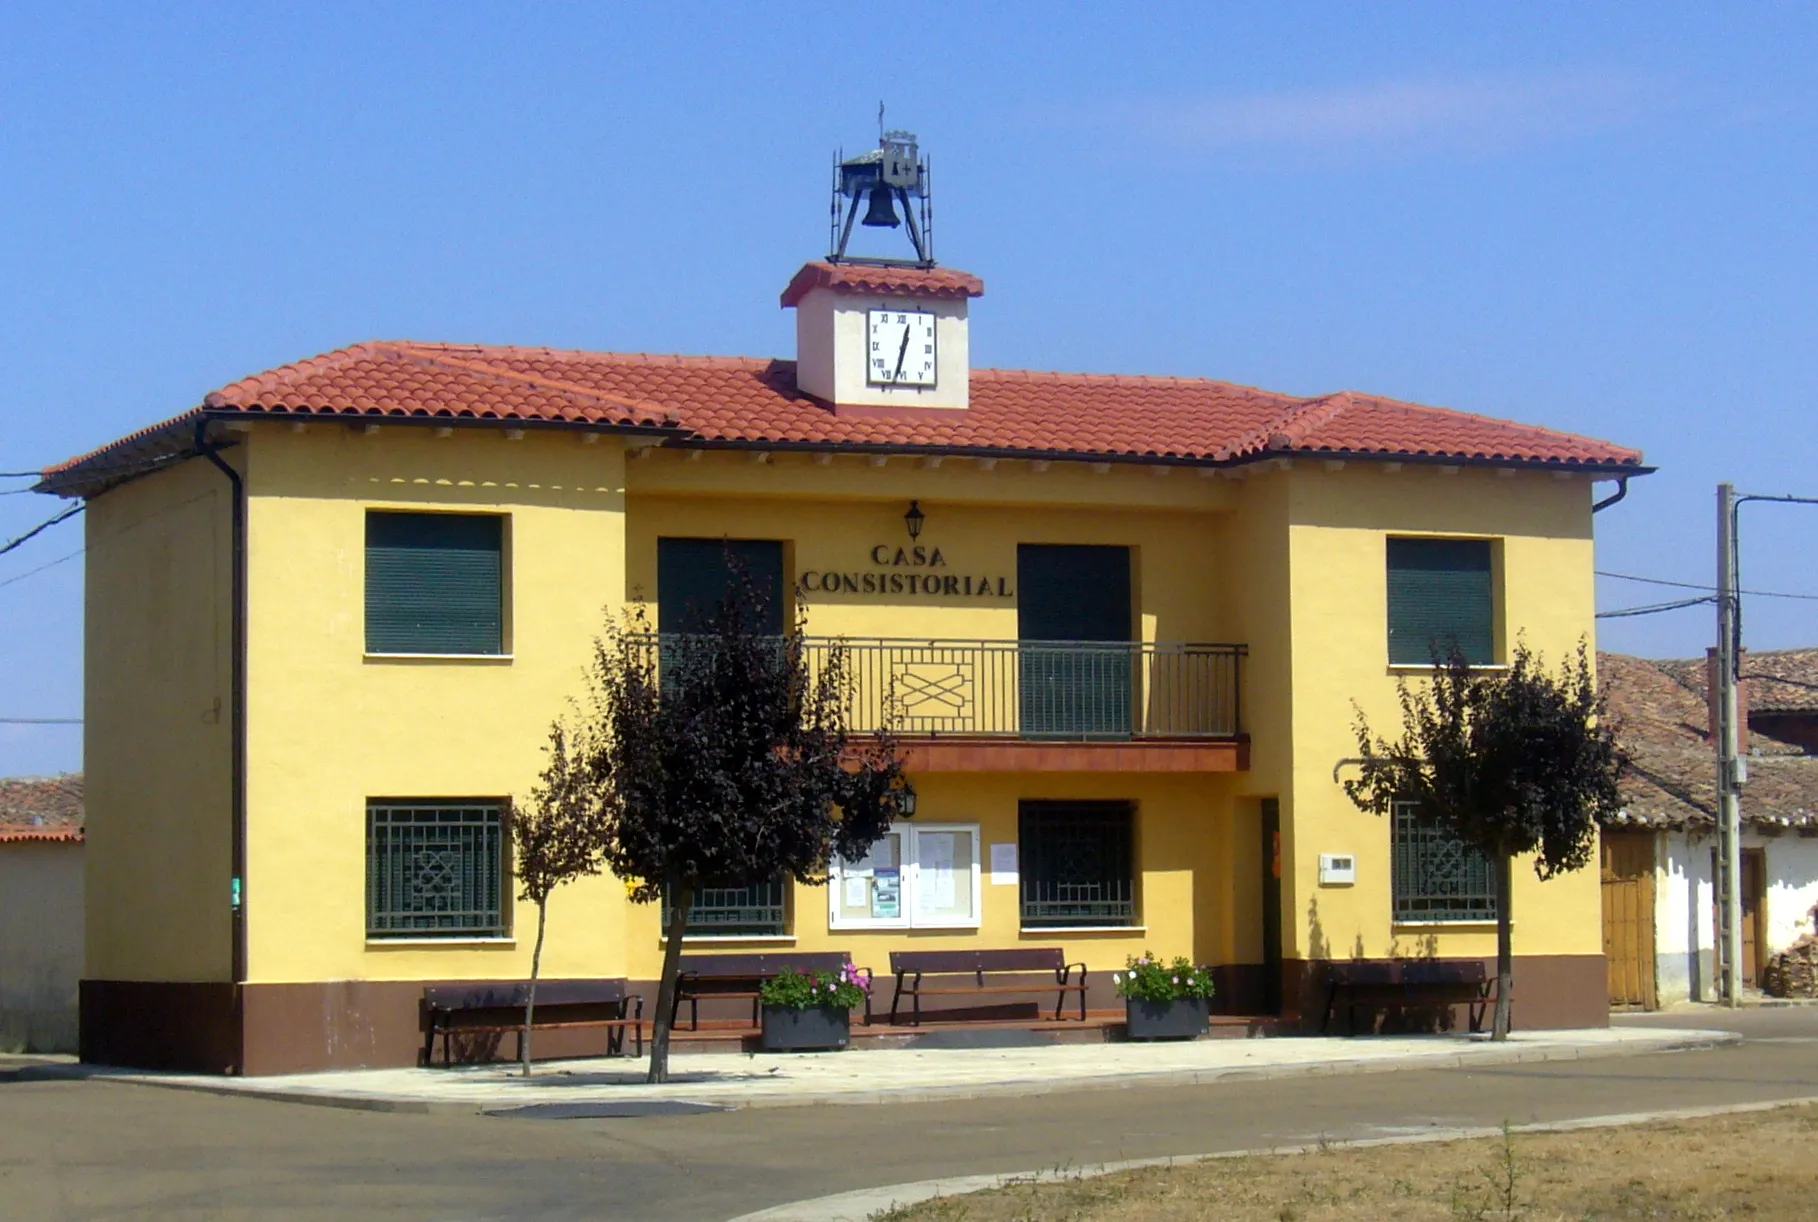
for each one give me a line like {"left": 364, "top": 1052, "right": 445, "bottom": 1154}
{"left": 1592, "top": 476, "right": 1630, "bottom": 514}
{"left": 195, "top": 419, "right": 247, "bottom": 992}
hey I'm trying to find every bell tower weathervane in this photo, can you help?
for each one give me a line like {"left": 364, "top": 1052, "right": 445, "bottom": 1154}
{"left": 829, "top": 105, "right": 934, "bottom": 268}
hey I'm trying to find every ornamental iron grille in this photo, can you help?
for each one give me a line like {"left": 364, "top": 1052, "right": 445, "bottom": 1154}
{"left": 366, "top": 802, "right": 507, "bottom": 937}
{"left": 1391, "top": 801, "right": 1497, "bottom": 922}
{"left": 664, "top": 877, "right": 789, "bottom": 937}
{"left": 1019, "top": 801, "right": 1137, "bottom": 927}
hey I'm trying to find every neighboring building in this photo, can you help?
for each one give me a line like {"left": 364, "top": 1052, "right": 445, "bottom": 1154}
{"left": 1601, "top": 651, "right": 1818, "bottom": 1008}
{"left": 37, "top": 150, "right": 1648, "bottom": 1074}
{"left": 0, "top": 774, "right": 84, "bottom": 1052}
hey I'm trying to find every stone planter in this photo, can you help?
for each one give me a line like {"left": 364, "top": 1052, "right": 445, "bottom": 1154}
{"left": 1124, "top": 996, "right": 1210, "bottom": 1041}
{"left": 760, "top": 1004, "right": 851, "bottom": 1052}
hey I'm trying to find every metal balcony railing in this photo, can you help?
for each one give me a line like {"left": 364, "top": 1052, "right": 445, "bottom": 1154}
{"left": 641, "top": 636, "right": 1245, "bottom": 741}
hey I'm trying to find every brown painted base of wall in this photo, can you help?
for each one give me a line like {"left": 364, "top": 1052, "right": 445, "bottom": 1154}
{"left": 81, "top": 954, "right": 1608, "bottom": 1075}
{"left": 81, "top": 980, "right": 241, "bottom": 1074}
{"left": 1282, "top": 955, "right": 1609, "bottom": 1034}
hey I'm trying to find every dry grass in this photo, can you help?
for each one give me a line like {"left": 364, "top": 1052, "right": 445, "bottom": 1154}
{"left": 873, "top": 1104, "right": 1818, "bottom": 1222}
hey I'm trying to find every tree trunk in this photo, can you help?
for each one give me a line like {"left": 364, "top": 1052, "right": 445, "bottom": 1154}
{"left": 521, "top": 899, "right": 548, "bottom": 1077}
{"left": 647, "top": 877, "right": 693, "bottom": 1084}
{"left": 1492, "top": 849, "right": 1514, "bottom": 1041}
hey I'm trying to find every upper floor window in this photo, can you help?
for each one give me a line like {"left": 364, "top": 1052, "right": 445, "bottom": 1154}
{"left": 656, "top": 537, "right": 786, "bottom": 635}
{"left": 366, "top": 800, "right": 508, "bottom": 939}
{"left": 1391, "top": 801, "right": 1495, "bottom": 924}
{"left": 365, "top": 511, "right": 505, "bottom": 656}
{"left": 1386, "top": 537, "right": 1493, "bottom": 666}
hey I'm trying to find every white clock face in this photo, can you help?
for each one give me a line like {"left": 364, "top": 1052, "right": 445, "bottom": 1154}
{"left": 867, "top": 309, "right": 937, "bottom": 387}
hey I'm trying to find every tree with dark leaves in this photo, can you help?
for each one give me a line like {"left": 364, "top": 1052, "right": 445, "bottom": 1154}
{"left": 509, "top": 724, "right": 605, "bottom": 1077}
{"left": 577, "top": 582, "right": 908, "bottom": 1083}
{"left": 1343, "top": 642, "right": 1622, "bottom": 1040}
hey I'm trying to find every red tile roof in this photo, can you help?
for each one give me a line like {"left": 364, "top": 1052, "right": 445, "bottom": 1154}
{"left": 0, "top": 774, "right": 83, "bottom": 843}
{"left": 780, "top": 261, "right": 986, "bottom": 307}
{"left": 39, "top": 337, "right": 1645, "bottom": 496}
{"left": 1601, "top": 653, "right": 1818, "bottom": 831}
{"left": 0, "top": 826, "right": 83, "bottom": 844}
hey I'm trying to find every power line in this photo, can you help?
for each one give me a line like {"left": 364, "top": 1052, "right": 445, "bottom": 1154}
{"left": 0, "top": 718, "right": 81, "bottom": 725}
{"left": 1595, "top": 595, "right": 1716, "bottom": 619}
{"left": 0, "top": 503, "right": 83, "bottom": 559}
{"left": 0, "top": 547, "right": 83, "bottom": 592}
{"left": 1597, "top": 569, "right": 1818, "bottom": 602}
{"left": 0, "top": 471, "right": 44, "bottom": 479}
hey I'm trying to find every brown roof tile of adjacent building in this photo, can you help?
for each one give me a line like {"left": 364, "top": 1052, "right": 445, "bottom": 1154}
{"left": 0, "top": 774, "right": 84, "bottom": 843}
{"left": 39, "top": 337, "right": 1646, "bottom": 497}
{"left": 1601, "top": 653, "right": 1818, "bottom": 832}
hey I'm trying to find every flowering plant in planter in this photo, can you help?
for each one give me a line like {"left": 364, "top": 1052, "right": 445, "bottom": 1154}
{"left": 758, "top": 965, "right": 870, "bottom": 1011}
{"left": 1114, "top": 953, "right": 1216, "bottom": 1003}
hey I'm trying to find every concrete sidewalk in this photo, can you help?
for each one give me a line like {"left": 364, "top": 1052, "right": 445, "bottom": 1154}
{"left": 53, "top": 1024, "right": 1735, "bottom": 1114}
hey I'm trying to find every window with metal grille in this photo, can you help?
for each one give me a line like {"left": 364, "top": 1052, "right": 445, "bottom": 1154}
{"left": 365, "top": 512, "right": 505, "bottom": 655}
{"left": 366, "top": 801, "right": 508, "bottom": 937}
{"left": 1391, "top": 801, "right": 1497, "bottom": 923}
{"left": 663, "top": 877, "right": 789, "bottom": 938}
{"left": 1019, "top": 801, "right": 1137, "bottom": 927}
{"left": 1386, "top": 537, "right": 1494, "bottom": 666}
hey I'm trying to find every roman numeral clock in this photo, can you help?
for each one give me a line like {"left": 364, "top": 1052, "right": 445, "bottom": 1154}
{"left": 868, "top": 309, "right": 937, "bottom": 387}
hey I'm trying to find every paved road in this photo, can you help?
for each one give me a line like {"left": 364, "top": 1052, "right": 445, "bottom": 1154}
{"left": 2, "top": 1007, "right": 1814, "bottom": 1222}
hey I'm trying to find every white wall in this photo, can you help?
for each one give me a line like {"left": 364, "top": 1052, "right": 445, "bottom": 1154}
{"left": 1764, "top": 836, "right": 1818, "bottom": 952}
{"left": 0, "top": 841, "right": 83, "bottom": 1052}
{"left": 1657, "top": 831, "right": 1715, "bottom": 1003}
{"left": 1654, "top": 828, "right": 1818, "bottom": 1003}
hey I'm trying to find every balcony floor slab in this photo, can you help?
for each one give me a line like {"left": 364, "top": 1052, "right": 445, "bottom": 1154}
{"left": 898, "top": 737, "right": 1248, "bottom": 773}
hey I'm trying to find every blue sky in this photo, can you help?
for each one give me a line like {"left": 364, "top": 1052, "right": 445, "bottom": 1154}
{"left": 2, "top": 4, "right": 1815, "bottom": 776}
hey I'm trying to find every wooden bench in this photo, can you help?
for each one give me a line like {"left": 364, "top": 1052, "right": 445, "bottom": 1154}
{"left": 422, "top": 978, "right": 644, "bottom": 1067}
{"left": 673, "top": 952, "right": 873, "bottom": 1031}
{"left": 888, "top": 948, "right": 1087, "bottom": 1026}
{"left": 1321, "top": 961, "right": 1495, "bottom": 1035}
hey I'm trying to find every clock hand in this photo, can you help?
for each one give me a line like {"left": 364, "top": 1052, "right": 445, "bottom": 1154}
{"left": 892, "top": 326, "right": 911, "bottom": 383}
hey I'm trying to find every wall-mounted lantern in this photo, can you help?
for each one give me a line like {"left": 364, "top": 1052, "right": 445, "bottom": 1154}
{"left": 904, "top": 500, "right": 925, "bottom": 541}
{"left": 894, "top": 778, "right": 918, "bottom": 819}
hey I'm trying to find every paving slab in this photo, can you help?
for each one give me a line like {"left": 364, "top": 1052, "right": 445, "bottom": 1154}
{"left": 46, "top": 1025, "right": 1735, "bottom": 1114}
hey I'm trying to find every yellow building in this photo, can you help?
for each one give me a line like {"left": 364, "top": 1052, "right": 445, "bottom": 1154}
{"left": 40, "top": 248, "right": 1647, "bottom": 1073}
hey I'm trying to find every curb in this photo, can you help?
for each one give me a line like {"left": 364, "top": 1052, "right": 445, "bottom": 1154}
{"left": 71, "top": 1029, "right": 1737, "bottom": 1116}
{"left": 726, "top": 1092, "right": 1818, "bottom": 1222}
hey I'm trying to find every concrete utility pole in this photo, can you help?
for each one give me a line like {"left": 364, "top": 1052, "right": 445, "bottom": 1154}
{"left": 1715, "top": 483, "right": 1745, "bottom": 1006}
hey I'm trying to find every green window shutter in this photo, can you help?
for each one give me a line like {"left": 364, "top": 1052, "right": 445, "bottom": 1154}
{"left": 656, "top": 537, "right": 786, "bottom": 635}
{"left": 1386, "top": 537, "right": 1493, "bottom": 666}
{"left": 365, "top": 512, "right": 504, "bottom": 655}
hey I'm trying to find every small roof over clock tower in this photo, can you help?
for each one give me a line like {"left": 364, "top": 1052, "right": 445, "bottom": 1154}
{"left": 785, "top": 121, "right": 984, "bottom": 413}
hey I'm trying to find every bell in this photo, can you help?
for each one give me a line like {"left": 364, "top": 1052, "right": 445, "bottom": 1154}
{"left": 861, "top": 185, "right": 901, "bottom": 228}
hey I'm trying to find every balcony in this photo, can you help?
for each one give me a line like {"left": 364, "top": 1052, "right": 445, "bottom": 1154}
{"left": 647, "top": 636, "right": 1248, "bottom": 772}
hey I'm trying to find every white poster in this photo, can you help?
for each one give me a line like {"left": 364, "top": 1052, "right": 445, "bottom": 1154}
{"left": 843, "top": 874, "right": 869, "bottom": 909}
{"left": 920, "top": 832, "right": 956, "bottom": 911}
{"left": 989, "top": 842, "right": 1018, "bottom": 884}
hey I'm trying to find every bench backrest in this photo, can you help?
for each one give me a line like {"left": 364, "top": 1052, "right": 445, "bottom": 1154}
{"left": 890, "top": 948, "right": 1066, "bottom": 975}
{"left": 1324, "top": 960, "right": 1488, "bottom": 987}
{"left": 676, "top": 951, "right": 853, "bottom": 981}
{"left": 423, "top": 978, "right": 628, "bottom": 1011}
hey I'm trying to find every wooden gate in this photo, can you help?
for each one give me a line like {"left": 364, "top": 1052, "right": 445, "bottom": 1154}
{"left": 1602, "top": 831, "right": 1657, "bottom": 1010}
{"left": 1742, "top": 848, "right": 1767, "bottom": 988}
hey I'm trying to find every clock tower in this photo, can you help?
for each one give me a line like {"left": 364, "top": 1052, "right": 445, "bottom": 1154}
{"left": 783, "top": 127, "right": 984, "bottom": 413}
